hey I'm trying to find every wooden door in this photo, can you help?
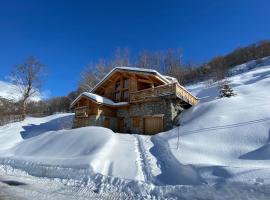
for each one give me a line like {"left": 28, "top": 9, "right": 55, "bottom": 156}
{"left": 117, "top": 118, "right": 124, "bottom": 133}
{"left": 144, "top": 116, "right": 163, "bottom": 135}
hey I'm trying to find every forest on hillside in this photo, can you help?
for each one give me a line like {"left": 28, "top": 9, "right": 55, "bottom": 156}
{"left": 1, "top": 40, "right": 270, "bottom": 123}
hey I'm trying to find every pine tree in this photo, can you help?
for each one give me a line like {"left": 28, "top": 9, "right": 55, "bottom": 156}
{"left": 219, "top": 80, "right": 236, "bottom": 98}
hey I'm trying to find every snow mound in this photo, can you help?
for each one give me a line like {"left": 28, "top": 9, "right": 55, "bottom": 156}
{"left": 9, "top": 127, "right": 115, "bottom": 167}
{"left": 0, "top": 113, "right": 74, "bottom": 150}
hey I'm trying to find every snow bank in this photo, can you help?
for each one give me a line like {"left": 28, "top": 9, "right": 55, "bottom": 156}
{"left": 12, "top": 127, "right": 112, "bottom": 162}
{"left": 0, "top": 113, "right": 73, "bottom": 150}
{"left": 0, "top": 114, "right": 141, "bottom": 181}
{"left": 159, "top": 63, "right": 270, "bottom": 184}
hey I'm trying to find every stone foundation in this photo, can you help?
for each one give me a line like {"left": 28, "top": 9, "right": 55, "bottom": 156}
{"left": 73, "top": 98, "right": 185, "bottom": 134}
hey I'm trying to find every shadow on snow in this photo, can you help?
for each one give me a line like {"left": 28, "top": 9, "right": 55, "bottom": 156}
{"left": 149, "top": 135, "right": 205, "bottom": 186}
{"left": 20, "top": 115, "right": 74, "bottom": 139}
{"left": 239, "top": 130, "right": 270, "bottom": 160}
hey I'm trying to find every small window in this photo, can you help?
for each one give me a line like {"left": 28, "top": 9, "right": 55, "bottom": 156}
{"left": 132, "top": 117, "right": 140, "bottom": 128}
{"left": 115, "top": 80, "right": 121, "bottom": 90}
{"left": 123, "top": 90, "right": 129, "bottom": 101}
{"left": 123, "top": 78, "right": 129, "bottom": 88}
{"left": 114, "top": 92, "right": 121, "bottom": 101}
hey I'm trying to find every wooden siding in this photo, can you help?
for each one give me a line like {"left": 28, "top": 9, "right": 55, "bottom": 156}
{"left": 74, "top": 98, "right": 117, "bottom": 118}
{"left": 74, "top": 106, "right": 88, "bottom": 118}
{"left": 95, "top": 71, "right": 164, "bottom": 102}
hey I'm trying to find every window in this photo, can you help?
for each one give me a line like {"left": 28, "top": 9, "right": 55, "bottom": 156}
{"left": 123, "top": 90, "right": 129, "bottom": 101}
{"left": 113, "top": 78, "right": 130, "bottom": 102}
{"left": 114, "top": 92, "right": 121, "bottom": 101}
{"left": 132, "top": 117, "right": 140, "bottom": 128}
{"left": 115, "top": 80, "right": 121, "bottom": 90}
{"left": 123, "top": 78, "right": 129, "bottom": 88}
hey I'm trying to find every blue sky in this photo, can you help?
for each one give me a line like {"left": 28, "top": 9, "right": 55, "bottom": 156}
{"left": 0, "top": 0, "right": 270, "bottom": 97}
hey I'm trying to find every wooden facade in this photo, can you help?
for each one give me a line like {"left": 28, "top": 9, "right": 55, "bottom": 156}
{"left": 71, "top": 67, "right": 199, "bottom": 134}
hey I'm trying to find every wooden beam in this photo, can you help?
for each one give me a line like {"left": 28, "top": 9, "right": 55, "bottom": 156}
{"left": 137, "top": 78, "right": 153, "bottom": 84}
{"left": 118, "top": 70, "right": 131, "bottom": 78}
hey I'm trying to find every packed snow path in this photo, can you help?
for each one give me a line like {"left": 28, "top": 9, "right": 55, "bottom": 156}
{"left": 133, "top": 135, "right": 156, "bottom": 183}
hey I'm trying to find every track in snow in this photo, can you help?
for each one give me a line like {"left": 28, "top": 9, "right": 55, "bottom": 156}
{"left": 133, "top": 134, "right": 158, "bottom": 184}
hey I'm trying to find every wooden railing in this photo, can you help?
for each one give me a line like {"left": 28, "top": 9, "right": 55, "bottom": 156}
{"left": 74, "top": 106, "right": 89, "bottom": 118}
{"left": 129, "top": 82, "right": 199, "bottom": 106}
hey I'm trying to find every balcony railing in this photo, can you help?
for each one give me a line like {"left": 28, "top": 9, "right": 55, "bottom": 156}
{"left": 74, "top": 106, "right": 89, "bottom": 118}
{"left": 129, "top": 82, "right": 198, "bottom": 106}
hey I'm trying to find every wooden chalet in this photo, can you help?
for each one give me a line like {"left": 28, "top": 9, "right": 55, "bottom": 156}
{"left": 71, "top": 67, "right": 198, "bottom": 135}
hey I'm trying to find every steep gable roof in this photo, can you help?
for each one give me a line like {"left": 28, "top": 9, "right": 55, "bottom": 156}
{"left": 91, "top": 66, "right": 177, "bottom": 92}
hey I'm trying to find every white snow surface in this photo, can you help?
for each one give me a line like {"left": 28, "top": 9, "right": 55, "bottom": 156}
{"left": 71, "top": 92, "right": 128, "bottom": 107}
{"left": 1, "top": 60, "right": 270, "bottom": 199}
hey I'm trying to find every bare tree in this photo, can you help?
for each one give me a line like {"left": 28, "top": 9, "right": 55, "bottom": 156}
{"left": 79, "top": 63, "right": 99, "bottom": 92}
{"left": 11, "top": 56, "right": 45, "bottom": 118}
{"left": 79, "top": 59, "right": 112, "bottom": 92}
{"left": 111, "top": 47, "right": 130, "bottom": 67}
{"left": 137, "top": 50, "right": 160, "bottom": 69}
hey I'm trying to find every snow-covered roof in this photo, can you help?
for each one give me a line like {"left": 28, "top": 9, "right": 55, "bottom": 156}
{"left": 91, "top": 66, "right": 177, "bottom": 92}
{"left": 70, "top": 92, "right": 128, "bottom": 108}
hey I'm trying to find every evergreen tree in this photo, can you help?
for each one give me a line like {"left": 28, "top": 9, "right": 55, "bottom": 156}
{"left": 218, "top": 80, "right": 236, "bottom": 98}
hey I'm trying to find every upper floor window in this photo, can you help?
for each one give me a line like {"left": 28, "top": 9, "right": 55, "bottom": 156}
{"left": 114, "top": 91, "right": 121, "bottom": 102}
{"left": 123, "top": 78, "right": 129, "bottom": 89}
{"left": 115, "top": 80, "right": 121, "bottom": 90}
{"left": 113, "top": 78, "right": 129, "bottom": 101}
{"left": 123, "top": 90, "right": 129, "bottom": 101}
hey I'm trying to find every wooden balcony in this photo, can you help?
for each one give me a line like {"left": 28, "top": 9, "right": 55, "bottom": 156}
{"left": 74, "top": 106, "right": 89, "bottom": 118}
{"left": 129, "top": 82, "right": 199, "bottom": 106}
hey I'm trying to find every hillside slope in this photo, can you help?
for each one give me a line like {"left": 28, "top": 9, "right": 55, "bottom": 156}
{"left": 159, "top": 61, "right": 270, "bottom": 185}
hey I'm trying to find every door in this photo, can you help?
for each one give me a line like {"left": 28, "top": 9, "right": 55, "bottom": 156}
{"left": 144, "top": 116, "right": 163, "bottom": 135}
{"left": 117, "top": 118, "right": 124, "bottom": 133}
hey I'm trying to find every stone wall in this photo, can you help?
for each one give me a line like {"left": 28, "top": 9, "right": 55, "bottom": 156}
{"left": 117, "top": 98, "right": 184, "bottom": 134}
{"left": 73, "top": 98, "right": 185, "bottom": 134}
{"left": 73, "top": 115, "right": 117, "bottom": 131}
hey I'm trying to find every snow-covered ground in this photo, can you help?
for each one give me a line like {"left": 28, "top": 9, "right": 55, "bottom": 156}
{"left": 0, "top": 59, "right": 270, "bottom": 199}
